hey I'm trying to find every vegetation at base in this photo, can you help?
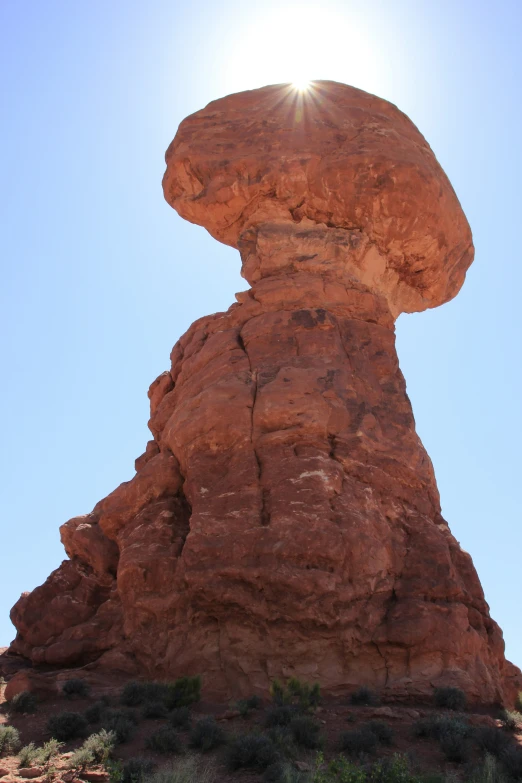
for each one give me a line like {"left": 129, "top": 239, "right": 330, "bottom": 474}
{"left": 47, "top": 710, "right": 88, "bottom": 741}
{"left": 263, "top": 761, "right": 309, "bottom": 783}
{"left": 139, "top": 756, "right": 216, "bottom": 783}
{"left": 68, "top": 730, "right": 116, "bottom": 768}
{"left": 289, "top": 715, "right": 322, "bottom": 749}
{"left": 62, "top": 678, "right": 90, "bottom": 699}
{"left": 338, "top": 728, "right": 378, "bottom": 757}
{"left": 17, "top": 738, "right": 63, "bottom": 768}
{"left": 121, "top": 757, "right": 155, "bottom": 783}
{"left": 18, "top": 742, "right": 38, "bottom": 767}
{"left": 364, "top": 720, "right": 394, "bottom": 745}
{"left": 145, "top": 726, "right": 182, "bottom": 754}
{"left": 237, "top": 694, "right": 262, "bottom": 717}
{"left": 266, "top": 705, "right": 298, "bottom": 727}
{"left": 0, "top": 726, "right": 22, "bottom": 756}
{"left": 432, "top": 686, "right": 466, "bottom": 711}
{"left": 475, "top": 725, "right": 511, "bottom": 757}
{"left": 270, "top": 678, "right": 321, "bottom": 711}
{"left": 85, "top": 700, "right": 109, "bottom": 724}
{"left": 349, "top": 687, "right": 379, "bottom": 706}
{"left": 500, "top": 708, "right": 522, "bottom": 731}
{"left": 228, "top": 732, "right": 279, "bottom": 771}
{"left": 169, "top": 706, "right": 191, "bottom": 729}
{"left": 101, "top": 708, "right": 137, "bottom": 744}
{"left": 189, "top": 717, "right": 226, "bottom": 752}
{"left": 120, "top": 677, "right": 200, "bottom": 710}
{"left": 142, "top": 701, "right": 169, "bottom": 720}
{"left": 8, "top": 690, "right": 37, "bottom": 714}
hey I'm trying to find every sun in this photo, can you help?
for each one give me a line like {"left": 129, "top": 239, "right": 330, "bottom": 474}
{"left": 292, "top": 79, "right": 311, "bottom": 93}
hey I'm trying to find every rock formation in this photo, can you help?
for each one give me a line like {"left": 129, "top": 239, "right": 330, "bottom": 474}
{"left": 9, "top": 81, "right": 521, "bottom": 705}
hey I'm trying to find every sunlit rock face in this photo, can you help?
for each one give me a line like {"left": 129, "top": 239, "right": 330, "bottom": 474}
{"left": 10, "top": 82, "right": 521, "bottom": 705}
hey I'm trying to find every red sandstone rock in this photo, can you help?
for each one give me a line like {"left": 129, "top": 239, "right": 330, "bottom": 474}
{"left": 8, "top": 82, "right": 522, "bottom": 706}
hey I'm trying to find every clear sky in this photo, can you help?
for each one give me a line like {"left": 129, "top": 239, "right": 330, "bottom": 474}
{"left": 1, "top": 0, "right": 521, "bottom": 669}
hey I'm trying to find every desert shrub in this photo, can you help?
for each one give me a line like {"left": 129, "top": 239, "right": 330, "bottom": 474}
{"left": 102, "top": 709, "right": 136, "bottom": 744}
{"left": 266, "top": 705, "right": 297, "bottom": 727}
{"left": 68, "top": 747, "right": 94, "bottom": 770}
{"left": 290, "top": 715, "right": 322, "bottom": 749}
{"left": 467, "top": 754, "right": 508, "bottom": 783}
{"left": 413, "top": 714, "right": 471, "bottom": 742}
{"left": 0, "top": 725, "right": 21, "bottom": 755}
{"left": 500, "top": 745, "right": 522, "bottom": 778}
{"left": 266, "top": 726, "right": 298, "bottom": 759}
{"left": 270, "top": 678, "right": 320, "bottom": 711}
{"left": 368, "top": 753, "right": 425, "bottom": 783}
{"left": 263, "top": 761, "right": 307, "bottom": 783}
{"left": 18, "top": 743, "right": 39, "bottom": 767}
{"left": 82, "top": 729, "right": 115, "bottom": 763}
{"left": 9, "top": 690, "right": 37, "bottom": 714}
{"left": 62, "top": 678, "right": 90, "bottom": 699}
{"left": 227, "top": 733, "right": 279, "bottom": 771}
{"left": 120, "top": 677, "right": 200, "bottom": 710}
{"left": 141, "top": 756, "right": 216, "bottom": 783}
{"left": 500, "top": 709, "right": 522, "bottom": 731}
{"left": 476, "top": 726, "right": 511, "bottom": 758}
{"left": 433, "top": 686, "right": 467, "bottom": 711}
{"left": 339, "top": 728, "right": 378, "bottom": 757}
{"left": 237, "top": 694, "right": 262, "bottom": 717}
{"left": 190, "top": 717, "right": 226, "bottom": 752}
{"left": 48, "top": 711, "right": 88, "bottom": 741}
{"left": 38, "top": 738, "right": 64, "bottom": 764}
{"left": 85, "top": 700, "right": 107, "bottom": 724}
{"left": 516, "top": 693, "right": 522, "bottom": 713}
{"left": 169, "top": 707, "right": 191, "bottom": 729}
{"left": 311, "top": 751, "right": 365, "bottom": 782}
{"left": 439, "top": 731, "right": 470, "bottom": 763}
{"left": 142, "top": 701, "right": 168, "bottom": 720}
{"left": 164, "top": 676, "right": 201, "bottom": 709}
{"left": 122, "top": 757, "right": 155, "bottom": 783}
{"left": 349, "top": 686, "right": 379, "bottom": 706}
{"left": 364, "top": 720, "right": 394, "bottom": 746}
{"left": 146, "top": 726, "right": 182, "bottom": 755}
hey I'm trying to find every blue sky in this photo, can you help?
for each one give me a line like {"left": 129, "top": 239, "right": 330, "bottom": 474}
{"left": 1, "top": 0, "right": 521, "bottom": 669}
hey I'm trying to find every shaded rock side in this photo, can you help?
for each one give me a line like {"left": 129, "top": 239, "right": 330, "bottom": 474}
{"left": 9, "top": 82, "right": 521, "bottom": 706}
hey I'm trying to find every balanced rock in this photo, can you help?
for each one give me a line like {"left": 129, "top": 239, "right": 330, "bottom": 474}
{"left": 9, "top": 82, "right": 521, "bottom": 704}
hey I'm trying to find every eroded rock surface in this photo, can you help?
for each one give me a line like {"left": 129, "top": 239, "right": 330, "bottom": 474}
{"left": 9, "top": 82, "right": 520, "bottom": 705}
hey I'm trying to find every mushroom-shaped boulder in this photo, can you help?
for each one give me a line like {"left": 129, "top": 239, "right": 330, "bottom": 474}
{"left": 163, "top": 81, "right": 473, "bottom": 316}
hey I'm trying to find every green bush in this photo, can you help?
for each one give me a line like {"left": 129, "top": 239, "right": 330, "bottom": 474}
{"left": 142, "top": 701, "right": 168, "bottom": 720}
{"left": 139, "top": 756, "right": 216, "bottom": 783}
{"left": 439, "top": 731, "right": 469, "bottom": 763}
{"left": 349, "top": 687, "right": 379, "bottom": 706}
{"left": 338, "top": 728, "right": 377, "bottom": 757}
{"left": 122, "top": 757, "right": 155, "bottom": 783}
{"left": 0, "top": 726, "right": 20, "bottom": 756}
{"left": 266, "top": 726, "right": 298, "bottom": 759}
{"left": 18, "top": 743, "right": 39, "bottom": 767}
{"left": 476, "top": 726, "right": 511, "bottom": 757}
{"left": 270, "top": 678, "right": 320, "bottom": 711}
{"left": 9, "top": 690, "right": 37, "bottom": 714}
{"left": 500, "top": 709, "right": 522, "bottom": 731}
{"left": 500, "top": 745, "right": 522, "bottom": 778}
{"left": 266, "top": 705, "right": 297, "bottom": 727}
{"left": 85, "top": 700, "right": 108, "bottom": 724}
{"left": 413, "top": 714, "right": 471, "bottom": 741}
{"left": 38, "top": 738, "right": 64, "bottom": 764}
{"left": 237, "top": 694, "right": 262, "bottom": 717}
{"left": 67, "top": 747, "right": 94, "bottom": 770}
{"left": 164, "top": 676, "right": 201, "bottom": 709}
{"left": 82, "top": 730, "right": 115, "bottom": 763}
{"left": 263, "top": 761, "right": 307, "bottom": 783}
{"left": 433, "top": 686, "right": 466, "bottom": 711}
{"left": 290, "top": 715, "right": 322, "bottom": 749}
{"left": 102, "top": 709, "right": 136, "bottom": 744}
{"left": 47, "top": 711, "right": 88, "bottom": 741}
{"left": 227, "top": 733, "right": 279, "bottom": 771}
{"left": 120, "top": 677, "right": 201, "bottom": 710}
{"left": 365, "top": 720, "right": 393, "bottom": 745}
{"left": 146, "top": 727, "right": 182, "bottom": 755}
{"left": 169, "top": 707, "right": 191, "bottom": 729}
{"left": 189, "top": 717, "right": 226, "bottom": 752}
{"left": 62, "top": 678, "right": 90, "bottom": 699}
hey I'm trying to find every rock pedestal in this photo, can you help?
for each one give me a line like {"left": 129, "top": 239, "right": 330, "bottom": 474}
{"left": 9, "top": 82, "right": 521, "bottom": 704}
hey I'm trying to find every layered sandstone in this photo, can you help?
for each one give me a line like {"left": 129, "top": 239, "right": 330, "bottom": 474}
{"left": 9, "top": 82, "right": 520, "bottom": 705}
